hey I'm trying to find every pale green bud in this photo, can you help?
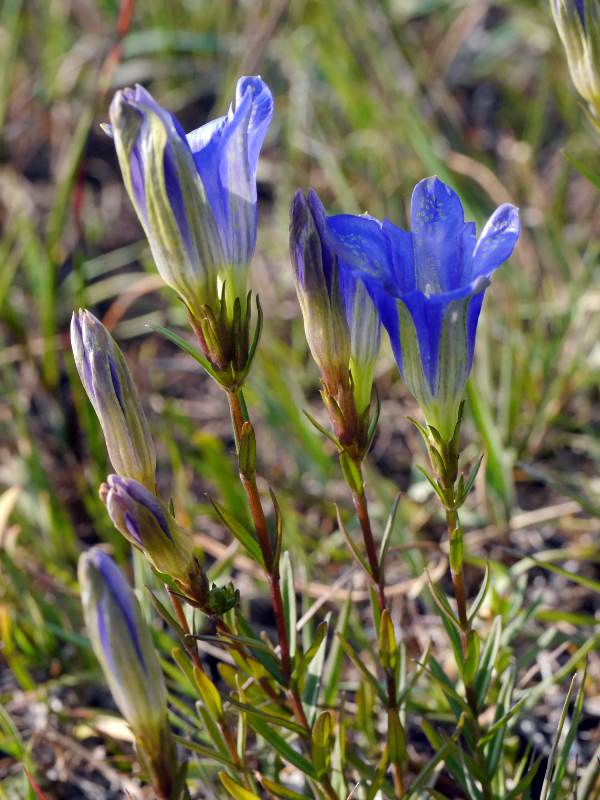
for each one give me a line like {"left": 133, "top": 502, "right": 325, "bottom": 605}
{"left": 552, "top": 0, "right": 600, "bottom": 118}
{"left": 78, "top": 548, "right": 169, "bottom": 753}
{"left": 70, "top": 310, "right": 156, "bottom": 490}
{"left": 100, "top": 475, "right": 208, "bottom": 605}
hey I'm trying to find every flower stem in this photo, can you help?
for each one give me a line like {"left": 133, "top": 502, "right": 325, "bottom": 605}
{"left": 351, "top": 480, "right": 405, "bottom": 799}
{"left": 439, "top": 464, "right": 492, "bottom": 800}
{"left": 167, "top": 590, "right": 251, "bottom": 787}
{"left": 225, "top": 389, "right": 338, "bottom": 800}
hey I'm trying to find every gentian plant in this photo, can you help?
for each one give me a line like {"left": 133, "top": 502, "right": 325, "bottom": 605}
{"left": 67, "top": 77, "right": 593, "bottom": 800}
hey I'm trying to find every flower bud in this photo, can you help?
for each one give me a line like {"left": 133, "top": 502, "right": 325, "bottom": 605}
{"left": 290, "top": 189, "right": 381, "bottom": 451}
{"left": 100, "top": 475, "right": 208, "bottom": 605}
{"left": 108, "top": 77, "right": 273, "bottom": 378}
{"left": 78, "top": 548, "right": 169, "bottom": 752}
{"left": 70, "top": 310, "right": 156, "bottom": 490}
{"left": 552, "top": 0, "right": 600, "bottom": 119}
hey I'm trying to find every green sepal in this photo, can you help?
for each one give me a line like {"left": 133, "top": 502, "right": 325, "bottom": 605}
{"left": 152, "top": 324, "right": 220, "bottom": 384}
{"left": 207, "top": 582, "right": 240, "bottom": 615}
{"left": 302, "top": 408, "right": 341, "bottom": 449}
{"left": 457, "top": 453, "right": 484, "bottom": 506}
{"left": 415, "top": 465, "right": 447, "bottom": 506}
{"left": 364, "top": 382, "right": 381, "bottom": 453}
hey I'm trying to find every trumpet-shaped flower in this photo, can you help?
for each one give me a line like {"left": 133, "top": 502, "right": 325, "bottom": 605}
{"left": 79, "top": 548, "right": 169, "bottom": 754}
{"left": 108, "top": 77, "right": 273, "bottom": 367}
{"left": 100, "top": 475, "right": 207, "bottom": 603}
{"left": 326, "top": 176, "right": 520, "bottom": 441}
{"left": 71, "top": 310, "right": 156, "bottom": 490}
{"left": 552, "top": 0, "right": 600, "bottom": 118}
{"left": 290, "top": 190, "right": 381, "bottom": 448}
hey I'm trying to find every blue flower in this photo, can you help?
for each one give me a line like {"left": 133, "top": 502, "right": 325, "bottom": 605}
{"left": 327, "top": 176, "right": 520, "bottom": 440}
{"left": 290, "top": 190, "right": 381, "bottom": 447}
{"left": 78, "top": 547, "right": 169, "bottom": 754}
{"left": 108, "top": 77, "right": 273, "bottom": 327}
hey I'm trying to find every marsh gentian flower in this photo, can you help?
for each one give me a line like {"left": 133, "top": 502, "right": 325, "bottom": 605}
{"left": 327, "top": 177, "right": 520, "bottom": 440}
{"left": 79, "top": 548, "right": 170, "bottom": 752}
{"left": 71, "top": 310, "right": 156, "bottom": 489}
{"left": 108, "top": 77, "right": 273, "bottom": 373}
{"left": 100, "top": 475, "right": 208, "bottom": 604}
{"left": 552, "top": 0, "right": 600, "bottom": 118}
{"left": 290, "top": 190, "right": 380, "bottom": 451}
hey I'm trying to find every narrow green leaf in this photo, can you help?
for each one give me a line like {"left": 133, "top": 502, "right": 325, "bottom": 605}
{"left": 281, "top": 552, "right": 297, "bottom": 659}
{"left": 426, "top": 571, "right": 461, "bottom": 632}
{"left": 152, "top": 324, "right": 220, "bottom": 382}
{"left": 378, "top": 609, "right": 397, "bottom": 672}
{"left": 219, "top": 771, "right": 261, "bottom": 800}
{"left": 311, "top": 710, "right": 334, "bottom": 779}
{"left": 226, "top": 696, "right": 305, "bottom": 736}
{"left": 173, "top": 736, "right": 237, "bottom": 768}
{"left": 474, "top": 615, "right": 502, "bottom": 711}
{"left": 336, "top": 506, "right": 372, "bottom": 577}
{"left": 248, "top": 716, "right": 316, "bottom": 778}
{"left": 234, "top": 613, "right": 284, "bottom": 685}
{"left": 302, "top": 409, "right": 340, "bottom": 448}
{"left": 209, "top": 497, "right": 264, "bottom": 567}
{"left": 379, "top": 493, "right": 401, "bottom": 577}
{"left": 415, "top": 465, "right": 447, "bottom": 505}
{"left": 460, "top": 454, "right": 484, "bottom": 503}
{"left": 337, "top": 633, "right": 386, "bottom": 704}
{"left": 467, "top": 565, "right": 490, "bottom": 624}
{"left": 323, "top": 595, "right": 352, "bottom": 707}
{"left": 194, "top": 667, "right": 223, "bottom": 721}
{"left": 258, "top": 776, "right": 308, "bottom": 800}
{"left": 302, "top": 613, "right": 329, "bottom": 725}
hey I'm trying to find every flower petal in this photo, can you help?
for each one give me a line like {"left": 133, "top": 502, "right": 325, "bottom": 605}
{"left": 473, "top": 203, "right": 520, "bottom": 278}
{"left": 410, "top": 176, "right": 466, "bottom": 294}
{"left": 235, "top": 76, "right": 274, "bottom": 178}
{"left": 381, "top": 218, "right": 415, "bottom": 293}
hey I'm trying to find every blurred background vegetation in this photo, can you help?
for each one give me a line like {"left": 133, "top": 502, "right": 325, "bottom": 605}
{"left": 0, "top": 0, "right": 599, "bottom": 796}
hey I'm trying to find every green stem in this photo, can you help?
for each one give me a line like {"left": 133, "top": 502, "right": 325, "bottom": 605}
{"left": 351, "top": 478, "right": 406, "bottom": 799}
{"left": 440, "top": 461, "right": 492, "bottom": 800}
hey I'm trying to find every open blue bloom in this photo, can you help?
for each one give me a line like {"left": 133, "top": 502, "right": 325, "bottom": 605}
{"left": 290, "top": 190, "right": 381, "bottom": 420}
{"left": 326, "top": 176, "right": 520, "bottom": 440}
{"left": 109, "top": 77, "right": 273, "bottom": 322}
{"left": 71, "top": 310, "right": 156, "bottom": 489}
{"left": 79, "top": 548, "right": 169, "bottom": 754}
